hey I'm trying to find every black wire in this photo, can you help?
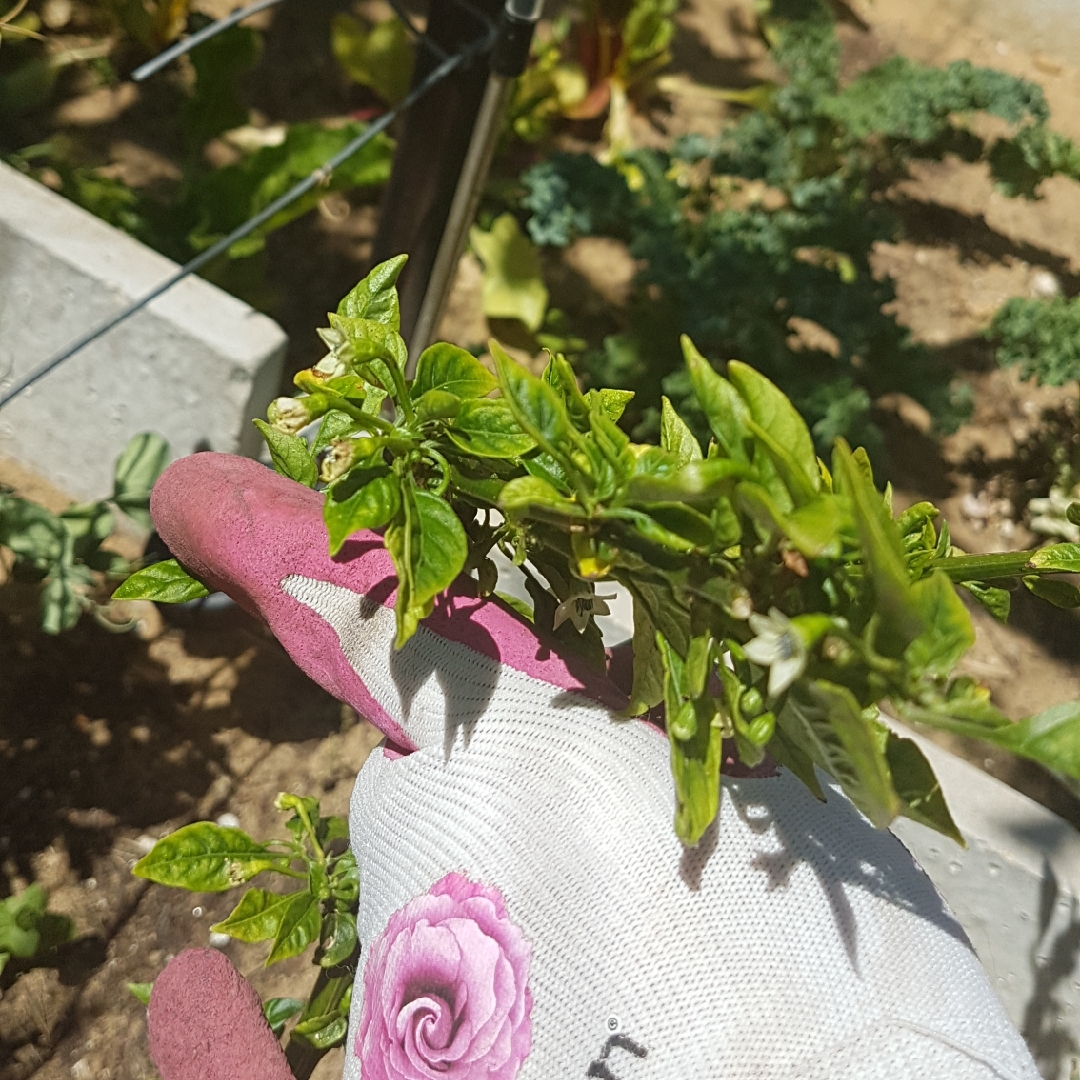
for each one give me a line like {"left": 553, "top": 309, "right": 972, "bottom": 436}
{"left": 130, "top": 0, "right": 470, "bottom": 79}
{"left": 384, "top": 0, "right": 449, "bottom": 61}
{"left": 131, "top": 0, "right": 289, "bottom": 81}
{"left": 0, "top": 42, "right": 486, "bottom": 411}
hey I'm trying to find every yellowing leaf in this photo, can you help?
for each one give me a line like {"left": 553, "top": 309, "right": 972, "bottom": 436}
{"left": 331, "top": 13, "right": 415, "bottom": 105}
{"left": 470, "top": 215, "right": 549, "bottom": 332}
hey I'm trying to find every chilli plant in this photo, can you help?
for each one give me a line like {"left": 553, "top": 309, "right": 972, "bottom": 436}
{"left": 121, "top": 256, "right": 1080, "bottom": 852}
{"left": 128, "top": 794, "right": 359, "bottom": 1069}
{"left": 1, "top": 431, "right": 169, "bottom": 633}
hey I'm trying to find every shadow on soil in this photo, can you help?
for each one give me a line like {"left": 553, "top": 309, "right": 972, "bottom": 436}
{"left": 0, "top": 598, "right": 341, "bottom": 893}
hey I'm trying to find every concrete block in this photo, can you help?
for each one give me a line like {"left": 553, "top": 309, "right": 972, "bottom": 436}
{"left": 0, "top": 162, "right": 287, "bottom": 501}
{"left": 892, "top": 730, "right": 1080, "bottom": 1079}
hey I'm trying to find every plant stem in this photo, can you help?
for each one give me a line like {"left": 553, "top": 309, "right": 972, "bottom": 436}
{"left": 928, "top": 550, "right": 1037, "bottom": 580}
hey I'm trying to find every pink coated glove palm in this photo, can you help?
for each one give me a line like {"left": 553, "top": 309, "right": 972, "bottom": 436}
{"left": 146, "top": 453, "right": 1040, "bottom": 1080}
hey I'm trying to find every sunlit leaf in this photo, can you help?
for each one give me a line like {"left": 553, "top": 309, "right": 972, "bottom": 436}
{"left": 728, "top": 361, "right": 819, "bottom": 506}
{"left": 470, "top": 215, "right": 549, "bottom": 331}
{"left": 783, "top": 682, "right": 900, "bottom": 828}
{"left": 413, "top": 342, "right": 497, "bottom": 400}
{"left": 132, "top": 823, "right": 291, "bottom": 892}
{"left": 266, "top": 889, "right": 321, "bottom": 965}
{"left": 659, "top": 395, "right": 702, "bottom": 465}
{"left": 447, "top": 399, "right": 536, "bottom": 458}
{"left": 113, "top": 559, "right": 210, "bottom": 603}
{"left": 906, "top": 571, "right": 975, "bottom": 678}
{"left": 211, "top": 888, "right": 296, "bottom": 943}
{"left": 254, "top": 420, "right": 317, "bottom": 487}
{"left": 331, "top": 12, "right": 414, "bottom": 105}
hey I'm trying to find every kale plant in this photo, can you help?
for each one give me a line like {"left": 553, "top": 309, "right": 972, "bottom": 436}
{"left": 518, "top": 0, "right": 1080, "bottom": 459}
{"left": 122, "top": 257, "right": 1080, "bottom": 848}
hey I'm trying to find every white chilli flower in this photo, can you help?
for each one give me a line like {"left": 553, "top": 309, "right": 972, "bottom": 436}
{"left": 552, "top": 589, "right": 617, "bottom": 633}
{"left": 742, "top": 607, "right": 806, "bottom": 698}
{"left": 313, "top": 324, "right": 355, "bottom": 377}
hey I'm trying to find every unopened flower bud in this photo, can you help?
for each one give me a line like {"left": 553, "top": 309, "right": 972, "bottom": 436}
{"left": 740, "top": 686, "right": 764, "bottom": 718}
{"left": 268, "top": 396, "right": 322, "bottom": 435}
{"left": 821, "top": 634, "right": 853, "bottom": 665}
{"left": 728, "top": 592, "right": 753, "bottom": 620}
{"left": 319, "top": 437, "right": 380, "bottom": 484}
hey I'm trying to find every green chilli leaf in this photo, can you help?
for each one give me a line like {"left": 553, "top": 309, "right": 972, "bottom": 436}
{"left": 681, "top": 336, "right": 752, "bottom": 464}
{"left": 980, "top": 701, "right": 1080, "bottom": 778}
{"left": 266, "top": 890, "right": 321, "bottom": 966}
{"left": 658, "top": 632, "right": 723, "bottom": 846}
{"left": 132, "top": 823, "right": 291, "bottom": 892}
{"left": 492, "top": 341, "right": 573, "bottom": 456}
{"left": 410, "top": 491, "right": 468, "bottom": 606}
{"left": 412, "top": 389, "right": 462, "bottom": 423}
{"left": 906, "top": 571, "right": 975, "bottom": 679}
{"left": 337, "top": 254, "right": 407, "bottom": 329}
{"left": 1027, "top": 542, "right": 1080, "bottom": 574}
{"left": 1024, "top": 574, "right": 1080, "bottom": 609}
{"left": 885, "top": 733, "right": 962, "bottom": 844}
{"left": 319, "top": 910, "right": 358, "bottom": 967}
{"left": 659, "top": 395, "right": 702, "bottom": 465}
{"left": 626, "top": 458, "right": 751, "bottom": 504}
{"left": 324, "top": 474, "right": 400, "bottom": 556}
{"left": 112, "top": 559, "right": 210, "bottom": 603}
{"left": 446, "top": 399, "right": 537, "bottom": 458}
{"left": 961, "top": 581, "right": 1011, "bottom": 623}
{"left": 210, "top": 888, "right": 297, "bottom": 943}
{"left": 783, "top": 497, "right": 848, "bottom": 558}
{"left": 499, "top": 476, "right": 584, "bottom": 517}
{"left": 623, "top": 595, "right": 664, "bottom": 716}
{"left": 727, "top": 360, "right": 818, "bottom": 503}
{"left": 253, "top": 419, "right": 318, "bottom": 487}
{"left": 833, "top": 440, "right": 924, "bottom": 654}
{"left": 413, "top": 342, "right": 497, "bottom": 400}
{"left": 783, "top": 682, "right": 900, "bottom": 829}
{"left": 313, "top": 410, "right": 360, "bottom": 455}
{"left": 112, "top": 432, "right": 171, "bottom": 528}
{"left": 586, "top": 388, "right": 635, "bottom": 423}
{"left": 331, "top": 314, "right": 408, "bottom": 372}
{"left": 387, "top": 488, "right": 468, "bottom": 647}
{"left": 263, "top": 997, "right": 304, "bottom": 1036}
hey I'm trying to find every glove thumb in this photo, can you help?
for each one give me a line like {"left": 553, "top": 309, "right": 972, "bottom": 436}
{"left": 147, "top": 949, "right": 294, "bottom": 1080}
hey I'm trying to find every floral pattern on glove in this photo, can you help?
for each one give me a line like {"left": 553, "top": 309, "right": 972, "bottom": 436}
{"left": 355, "top": 872, "right": 533, "bottom": 1079}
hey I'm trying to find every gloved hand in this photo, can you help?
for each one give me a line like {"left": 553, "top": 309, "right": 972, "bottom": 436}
{"left": 145, "top": 452, "right": 1040, "bottom": 1080}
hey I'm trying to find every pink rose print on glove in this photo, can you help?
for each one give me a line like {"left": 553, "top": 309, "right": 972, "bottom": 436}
{"left": 356, "top": 873, "right": 533, "bottom": 1080}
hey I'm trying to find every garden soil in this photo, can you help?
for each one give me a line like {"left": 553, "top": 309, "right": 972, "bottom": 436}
{"left": 6, "top": 0, "right": 1080, "bottom": 1076}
